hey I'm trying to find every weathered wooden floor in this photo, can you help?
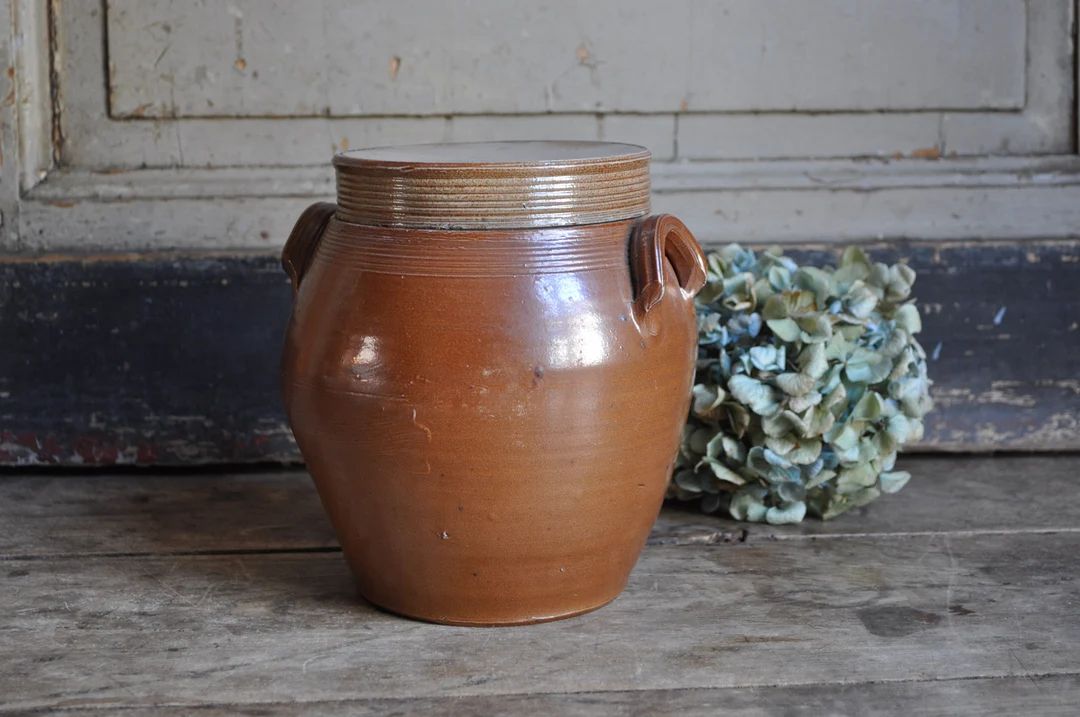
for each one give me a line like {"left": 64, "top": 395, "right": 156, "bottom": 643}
{"left": 1, "top": 455, "right": 1079, "bottom": 715}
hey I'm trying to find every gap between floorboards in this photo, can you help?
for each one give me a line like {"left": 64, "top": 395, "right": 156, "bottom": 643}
{"left": 3, "top": 526, "right": 1080, "bottom": 562}
{"left": 5, "top": 671, "right": 1079, "bottom": 715}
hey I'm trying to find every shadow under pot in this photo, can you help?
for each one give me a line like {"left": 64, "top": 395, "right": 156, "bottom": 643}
{"left": 281, "top": 141, "right": 707, "bottom": 626}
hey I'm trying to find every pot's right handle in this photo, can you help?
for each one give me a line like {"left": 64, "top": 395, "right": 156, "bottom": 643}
{"left": 629, "top": 214, "right": 707, "bottom": 324}
{"left": 282, "top": 202, "right": 337, "bottom": 295}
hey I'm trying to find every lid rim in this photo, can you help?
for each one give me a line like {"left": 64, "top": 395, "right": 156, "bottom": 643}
{"left": 333, "top": 140, "right": 651, "bottom": 169}
{"left": 333, "top": 141, "right": 652, "bottom": 230}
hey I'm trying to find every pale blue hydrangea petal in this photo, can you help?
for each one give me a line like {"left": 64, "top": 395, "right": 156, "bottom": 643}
{"left": 766, "top": 501, "right": 807, "bottom": 525}
{"left": 678, "top": 243, "right": 932, "bottom": 524}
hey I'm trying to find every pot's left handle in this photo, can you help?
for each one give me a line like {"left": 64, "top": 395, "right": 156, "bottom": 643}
{"left": 629, "top": 214, "right": 707, "bottom": 324}
{"left": 282, "top": 202, "right": 337, "bottom": 295}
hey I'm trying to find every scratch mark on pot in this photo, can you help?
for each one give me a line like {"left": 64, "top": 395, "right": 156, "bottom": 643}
{"left": 993, "top": 306, "right": 1007, "bottom": 325}
{"left": 931, "top": 341, "right": 943, "bottom": 361}
{"left": 411, "top": 408, "right": 432, "bottom": 442}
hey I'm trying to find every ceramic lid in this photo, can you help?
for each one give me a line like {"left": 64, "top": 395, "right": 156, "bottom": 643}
{"left": 332, "top": 141, "right": 651, "bottom": 229}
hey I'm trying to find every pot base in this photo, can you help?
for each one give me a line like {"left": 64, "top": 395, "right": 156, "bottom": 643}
{"left": 357, "top": 589, "right": 621, "bottom": 627}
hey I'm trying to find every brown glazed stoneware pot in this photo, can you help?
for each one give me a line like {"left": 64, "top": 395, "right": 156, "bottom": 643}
{"left": 281, "top": 141, "right": 706, "bottom": 626}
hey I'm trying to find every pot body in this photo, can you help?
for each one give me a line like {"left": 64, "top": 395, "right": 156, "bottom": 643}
{"left": 282, "top": 213, "right": 704, "bottom": 625}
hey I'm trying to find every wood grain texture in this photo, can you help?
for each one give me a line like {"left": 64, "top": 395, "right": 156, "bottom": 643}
{"left": 653, "top": 454, "right": 1080, "bottom": 544}
{"left": 0, "top": 470, "right": 337, "bottom": 559}
{"left": 44, "top": 1, "right": 1074, "bottom": 176}
{"left": 2, "top": 240, "right": 1077, "bottom": 465}
{"left": 2, "top": 532, "right": 1078, "bottom": 710}
{"left": 0, "top": 0, "right": 21, "bottom": 248}
{"left": 15, "top": 156, "right": 1080, "bottom": 251}
{"left": 3, "top": 458, "right": 1079, "bottom": 713}
{"left": 105, "top": 0, "right": 1025, "bottom": 117}
{"left": 0, "top": 253, "right": 297, "bottom": 465}
{"left": 782, "top": 241, "right": 1080, "bottom": 452}
{"left": 1, "top": 456, "right": 1076, "bottom": 559}
{"left": 22, "top": 675, "right": 1080, "bottom": 716}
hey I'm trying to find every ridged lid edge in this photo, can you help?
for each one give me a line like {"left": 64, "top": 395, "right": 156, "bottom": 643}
{"left": 332, "top": 141, "right": 651, "bottom": 230}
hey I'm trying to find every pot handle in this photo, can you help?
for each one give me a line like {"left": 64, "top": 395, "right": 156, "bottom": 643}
{"left": 282, "top": 202, "right": 337, "bottom": 294}
{"left": 629, "top": 214, "right": 707, "bottom": 323}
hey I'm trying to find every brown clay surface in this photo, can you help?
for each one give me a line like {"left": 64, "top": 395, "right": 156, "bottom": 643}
{"left": 333, "top": 140, "right": 651, "bottom": 229}
{"left": 281, "top": 142, "right": 705, "bottom": 625}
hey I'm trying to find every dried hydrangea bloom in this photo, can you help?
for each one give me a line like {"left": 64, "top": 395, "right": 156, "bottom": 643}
{"left": 672, "top": 245, "right": 933, "bottom": 524}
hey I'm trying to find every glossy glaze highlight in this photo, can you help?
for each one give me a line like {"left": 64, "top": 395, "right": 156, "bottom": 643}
{"left": 281, "top": 142, "right": 706, "bottom": 625}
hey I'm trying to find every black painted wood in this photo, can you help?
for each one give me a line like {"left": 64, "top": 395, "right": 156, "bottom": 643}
{"left": 1, "top": 239, "right": 1077, "bottom": 465}
{"left": 0, "top": 253, "right": 297, "bottom": 465}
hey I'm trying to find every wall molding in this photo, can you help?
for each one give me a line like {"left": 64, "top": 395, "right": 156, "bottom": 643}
{"left": 3, "top": 0, "right": 1077, "bottom": 250}
{"left": 12, "top": 156, "right": 1080, "bottom": 251}
{"left": 25, "top": 155, "right": 1080, "bottom": 201}
{"left": 43, "top": 0, "right": 1078, "bottom": 170}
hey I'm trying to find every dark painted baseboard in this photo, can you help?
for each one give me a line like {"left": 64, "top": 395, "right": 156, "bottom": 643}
{"left": 1, "top": 240, "right": 1078, "bottom": 466}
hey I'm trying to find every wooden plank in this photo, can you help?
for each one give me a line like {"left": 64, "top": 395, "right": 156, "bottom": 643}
{"left": 2, "top": 456, "right": 1078, "bottom": 558}
{"left": 2, "top": 532, "right": 1078, "bottom": 710}
{"left": 600, "top": 115, "right": 676, "bottom": 161}
{"left": 674, "top": 0, "right": 1077, "bottom": 164}
{"left": 27, "top": 675, "right": 1080, "bottom": 716}
{"left": 652, "top": 455, "right": 1080, "bottom": 544}
{"left": 33, "top": 156, "right": 1080, "bottom": 201}
{"left": 105, "top": 0, "right": 1025, "bottom": 118}
{"left": 653, "top": 185, "right": 1080, "bottom": 245}
{"left": 17, "top": 157, "right": 1080, "bottom": 250}
{"left": 940, "top": 0, "right": 1075, "bottom": 157}
{"left": 678, "top": 113, "right": 944, "bottom": 161}
{"left": 49, "top": 2, "right": 1070, "bottom": 172}
{"left": 0, "top": 0, "right": 24, "bottom": 248}
{"left": 0, "top": 471, "right": 336, "bottom": 558}
{"left": 21, "top": 183, "right": 1080, "bottom": 249}
{"left": 2, "top": 240, "right": 1077, "bottom": 465}
{"left": 7, "top": 0, "right": 53, "bottom": 192}
{"left": 0, "top": 253, "right": 299, "bottom": 465}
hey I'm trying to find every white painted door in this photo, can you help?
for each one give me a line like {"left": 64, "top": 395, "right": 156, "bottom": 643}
{"left": 1, "top": 0, "right": 1077, "bottom": 249}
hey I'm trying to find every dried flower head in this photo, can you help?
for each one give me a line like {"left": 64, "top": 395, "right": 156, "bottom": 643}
{"left": 672, "top": 245, "right": 933, "bottom": 523}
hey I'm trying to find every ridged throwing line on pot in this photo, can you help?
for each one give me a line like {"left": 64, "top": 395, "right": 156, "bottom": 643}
{"left": 318, "top": 221, "right": 633, "bottom": 277}
{"left": 333, "top": 140, "right": 651, "bottom": 229}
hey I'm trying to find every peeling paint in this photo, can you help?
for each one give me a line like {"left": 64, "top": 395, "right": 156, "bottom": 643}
{"left": 932, "top": 387, "right": 1037, "bottom": 409}
{"left": 3, "top": 243, "right": 1078, "bottom": 466}
{"left": 911, "top": 146, "right": 942, "bottom": 160}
